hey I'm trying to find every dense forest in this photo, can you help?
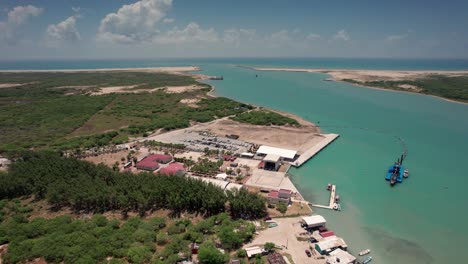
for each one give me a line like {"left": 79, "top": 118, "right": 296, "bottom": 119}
{"left": 0, "top": 199, "right": 255, "bottom": 264}
{"left": 0, "top": 151, "right": 267, "bottom": 219}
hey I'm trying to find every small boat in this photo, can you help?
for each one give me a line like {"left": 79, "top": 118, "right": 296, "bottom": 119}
{"left": 362, "top": 256, "right": 373, "bottom": 264}
{"left": 327, "top": 183, "right": 332, "bottom": 191}
{"left": 358, "top": 249, "right": 371, "bottom": 256}
{"left": 333, "top": 203, "right": 341, "bottom": 211}
{"left": 403, "top": 169, "right": 409, "bottom": 178}
{"left": 335, "top": 195, "right": 340, "bottom": 202}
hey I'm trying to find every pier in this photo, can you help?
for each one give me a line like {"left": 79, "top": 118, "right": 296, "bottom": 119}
{"left": 310, "top": 184, "right": 338, "bottom": 210}
{"left": 291, "top": 133, "right": 339, "bottom": 167}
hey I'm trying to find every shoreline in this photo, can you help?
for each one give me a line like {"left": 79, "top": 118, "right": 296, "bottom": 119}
{"left": 252, "top": 67, "right": 468, "bottom": 105}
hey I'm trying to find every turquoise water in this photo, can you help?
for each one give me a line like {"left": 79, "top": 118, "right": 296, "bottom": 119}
{"left": 197, "top": 64, "right": 468, "bottom": 264}
{"left": 1, "top": 59, "right": 468, "bottom": 263}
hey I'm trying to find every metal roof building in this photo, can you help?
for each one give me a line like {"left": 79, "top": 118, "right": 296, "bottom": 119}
{"left": 315, "top": 237, "right": 348, "bottom": 255}
{"left": 302, "top": 215, "right": 327, "bottom": 228}
{"left": 256, "top": 146, "right": 297, "bottom": 160}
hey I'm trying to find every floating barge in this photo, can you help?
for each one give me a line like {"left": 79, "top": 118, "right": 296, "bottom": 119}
{"left": 385, "top": 153, "right": 408, "bottom": 186}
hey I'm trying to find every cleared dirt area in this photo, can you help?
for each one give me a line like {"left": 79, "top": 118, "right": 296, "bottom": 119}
{"left": 246, "top": 216, "right": 326, "bottom": 264}
{"left": 195, "top": 118, "right": 322, "bottom": 153}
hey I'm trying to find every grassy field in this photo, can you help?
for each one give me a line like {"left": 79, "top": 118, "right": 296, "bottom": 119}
{"left": 343, "top": 74, "right": 468, "bottom": 102}
{"left": 0, "top": 71, "right": 253, "bottom": 152}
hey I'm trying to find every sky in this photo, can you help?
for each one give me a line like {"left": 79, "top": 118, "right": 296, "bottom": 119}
{"left": 0, "top": 0, "right": 467, "bottom": 59}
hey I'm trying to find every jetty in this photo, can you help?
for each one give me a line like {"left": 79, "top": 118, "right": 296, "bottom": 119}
{"left": 291, "top": 134, "right": 339, "bottom": 167}
{"left": 310, "top": 184, "right": 338, "bottom": 210}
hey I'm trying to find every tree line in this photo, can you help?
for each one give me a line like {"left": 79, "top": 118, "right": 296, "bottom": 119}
{"left": 0, "top": 151, "right": 267, "bottom": 219}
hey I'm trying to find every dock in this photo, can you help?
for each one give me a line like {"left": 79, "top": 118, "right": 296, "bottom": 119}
{"left": 310, "top": 184, "right": 337, "bottom": 210}
{"left": 291, "top": 133, "right": 339, "bottom": 167}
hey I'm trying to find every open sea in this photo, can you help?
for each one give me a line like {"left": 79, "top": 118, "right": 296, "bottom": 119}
{"left": 1, "top": 58, "right": 468, "bottom": 263}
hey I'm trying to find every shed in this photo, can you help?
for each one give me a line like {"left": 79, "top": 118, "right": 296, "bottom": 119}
{"left": 216, "top": 173, "right": 228, "bottom": 181}
{"left": 320, "top": 231, "right": 335, "bottom": 238}
{"left": 244, "top": 246, "right": 265, "bottom": 258}
{"left": 326, "top": 248, "right": 356, "bottom": 264}
{"left": 241, "top": 152, "right": 255, "bottom": 158}
{"left": 256, "top": 146, "right": 297, "bottom": 160}
{"left": 302, "top": 215, "right": 327, "bottom": 229}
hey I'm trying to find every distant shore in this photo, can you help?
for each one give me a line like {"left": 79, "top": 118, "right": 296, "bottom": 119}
{"left": 0, "top": 66, "right": 200, "bottom": 73}
{"left": 252, "top": 67, "right": 468, "bottom": 104}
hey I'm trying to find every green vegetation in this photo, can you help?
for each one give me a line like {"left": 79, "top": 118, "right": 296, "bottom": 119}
{"left": 191, "top": 158, "right": 224, "bottom": 175}
{"left": 343, "top": 74, "right": 468, "bottom": 102}
{"left": 231, "top": 110, "right": 299, "bottom": 126}
{"left": 0, "top": 151, "right": 266, "bottom": 219}
{"left": 0, "top": 72, "right": 253, "bottom": 152}
{"left": 0, "top": 199, "right": 256, "bottom": 264}
{"left": 276, "top": 203, "right": 288, "bottom": 215}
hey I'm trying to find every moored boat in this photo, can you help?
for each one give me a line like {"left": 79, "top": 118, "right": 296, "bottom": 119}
{"left": 403, "top": 169, "right": 409, "bottom": 178}
{"left": 362, "top": 256, "right": 373, "bottom": 264}
{"left": 327, "top": 183, "right": 332, "bottom": 190}
{"left": 358, "top": 249, "right": 371, "bottom": 256}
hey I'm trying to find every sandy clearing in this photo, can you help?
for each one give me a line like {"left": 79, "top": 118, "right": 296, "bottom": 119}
{"left": 164, "top": 85, "right": 205, "bottom": 93}
{"left": 0, "top": 66, "right": 200, "bottom": 73}
{"left": 196, "top": 118, "right": 322, "bottom": 153}
{"left": 0, "top": 83, "right": 30, "bottom": 89}
{"left": 87, "top": 84, "right": 206, "bottom": 96}
{"left": 180, "top": 98, "right": 201, "bottom": 107}
{"left": 254, "top": 67, "right": 468, "bottom": 82}
{"left": 52, "top": 85, "right": 95, "bottom": 90}
{"left": 246, "top": 216, "right": 326, "bottom": 264}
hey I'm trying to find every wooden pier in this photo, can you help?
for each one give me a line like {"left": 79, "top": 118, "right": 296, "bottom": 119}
{"left": 309, "top": 184, "right": 338, "bottom": 210}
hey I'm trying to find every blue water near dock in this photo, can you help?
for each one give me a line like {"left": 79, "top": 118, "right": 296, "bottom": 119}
{"left": 1, "top": 58, "right": 468, "bottom": 263}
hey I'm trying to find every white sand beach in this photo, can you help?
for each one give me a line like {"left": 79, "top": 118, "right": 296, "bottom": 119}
{"left": 254, "top": 67, "right": 468, "bottom": 82}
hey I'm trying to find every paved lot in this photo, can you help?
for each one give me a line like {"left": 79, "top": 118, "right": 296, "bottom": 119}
{"left": 246, "top": 217, "right": 326, "bottom": 264}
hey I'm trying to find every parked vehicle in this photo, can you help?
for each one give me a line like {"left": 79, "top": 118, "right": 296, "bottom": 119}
{"left": 305, "top": 250, "right": 312, "bottom": 257}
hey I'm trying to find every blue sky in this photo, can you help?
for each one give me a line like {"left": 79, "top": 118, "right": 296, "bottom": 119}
{"left": 0, "top": 0, "right": 467, "bottom": 59}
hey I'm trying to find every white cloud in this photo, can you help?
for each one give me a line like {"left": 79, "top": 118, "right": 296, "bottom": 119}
{"left": 98, "top": 0, "right": 173, "bottom": 44}
{"left": 306, "top": 33, "right": 321, "bottom": 41}
{"left": 333, "top": 29, "right": 350, "bottom": 41}
{"left": 269, "top": 30, "right": 292, "bottom": 43}
{"left": 7, "top": 5, "right": 43, "bottom": 26}
{"left": 46, "top": 15, "right": 81, "bottom": 44}
{"left": 163, "top": 18, "right": 174, "bottom": 23}
{"left": 386, "top": 34, "right": 407, "bottom": 41}
{"left": 0, "top": 5, "right": 43, "bottom": 44}
{"left": 153, "top": 22, "right": 219, "bottom": 44}
{"left": 223, "top": 28, "right": 256, "bottom": 46}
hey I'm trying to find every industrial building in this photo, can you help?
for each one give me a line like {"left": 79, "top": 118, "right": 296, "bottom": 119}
{"left": 314, "top": 237, "right": 348, "bottom": 255}
{"left": 256, "top": 145, "right": 297, "bottom": 161}
{"left": 301, "top": 215, "right": 327, "bottom": 229}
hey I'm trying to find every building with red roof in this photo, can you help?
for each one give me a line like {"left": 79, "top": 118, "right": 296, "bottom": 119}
{"left": 267, "top": 189, "right": 292, "bottom": 205}
{"left": 150, "top": 154, "right": 173, "bottom": 164}
{"left": 136, "top": 155, "right": 160, "bottom": 171}
{"left": 159, "top": 162, "right": 186, "bottom": 176}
